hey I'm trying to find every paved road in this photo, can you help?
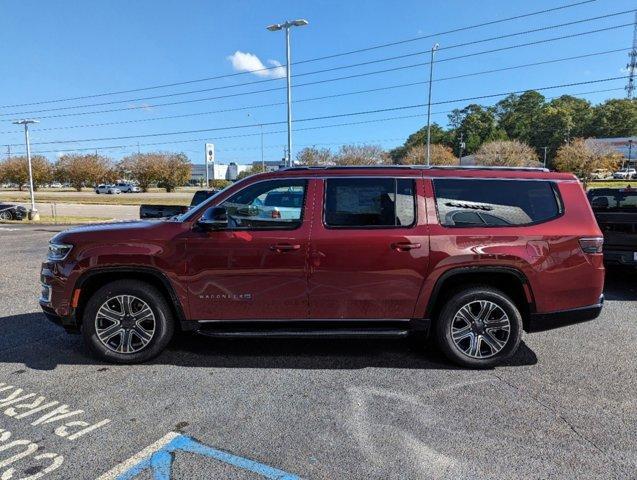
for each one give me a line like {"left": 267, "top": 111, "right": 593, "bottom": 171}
{"left": 0, "top": 224, "right": 635, "bottom": 479}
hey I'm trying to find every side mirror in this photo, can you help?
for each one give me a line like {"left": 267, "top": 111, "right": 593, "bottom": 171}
{"left": 198, "top": 206, "right": 228, "bottom": 230}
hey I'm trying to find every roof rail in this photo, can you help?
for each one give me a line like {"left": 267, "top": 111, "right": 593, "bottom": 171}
{"left": 283, "top": 165, "right": 550, "bottom": 172}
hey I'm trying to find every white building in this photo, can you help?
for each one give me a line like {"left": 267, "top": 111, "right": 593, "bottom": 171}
{"left": 189, "top": 162, "right": 251, "bottom": 184}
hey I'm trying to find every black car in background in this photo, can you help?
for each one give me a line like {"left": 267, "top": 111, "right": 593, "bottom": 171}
{"left": 139, "top": 190, "right": 218, "bottom": 219}
{"left": 0, "top": 203, "right": 27, "bottom": 221}
{"left": 588, "top": 187, "right": 637, "bottom": 268}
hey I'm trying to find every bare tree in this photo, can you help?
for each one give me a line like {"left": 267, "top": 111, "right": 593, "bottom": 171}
{"left": 334, "top": 144, "right": 389, "bottom": 165}
{"left": 554, "top": 138, "right": 623, "bottom": 186}
{"left": 0, "top": 155, "right": 53, "bottom": 190}
{"left": 401, "top": 144, "right": 459, "bottom": 166}
{"left": 56, "top": 153, "right": 114, "bottom": 191}
{"left": 157, "top": 153, "right": 192, "bottom": 192}
{"left": 474, "top": 140, "right": 541, "bottom": 167}
{"left": 119, "top": 153, "right": 163, "bottom": 192}
{"left": 296, "top": 147, "right": 334, "bottom": 166}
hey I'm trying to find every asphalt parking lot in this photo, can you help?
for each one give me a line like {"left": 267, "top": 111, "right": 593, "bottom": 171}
{"left": 0, "top": 224, "right": 635, "bottom": 479}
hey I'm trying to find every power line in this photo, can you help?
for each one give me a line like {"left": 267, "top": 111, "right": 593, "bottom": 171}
{"left": 11, "top": 87, "right": 625, "bottom": 156}
{"left": 2, "top": 13, "right": 632, "bottom": 117}
{"left": 6, "top": 76, "right": 625, "bottom": 148}
{"left": 0, "top": 0, "right": 597, "bottom": 108}
{"left": 0, "top": 47, "right": 625, "bottom": 135}
{"left": 1, "top": 24, "right": 630, "bottom": 122}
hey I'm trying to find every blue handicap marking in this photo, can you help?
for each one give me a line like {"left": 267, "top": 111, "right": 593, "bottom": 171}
{"left": 113, "top": 433, "right": 301, "bottom": 480}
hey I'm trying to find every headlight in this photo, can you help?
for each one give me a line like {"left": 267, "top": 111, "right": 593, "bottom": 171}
{"left": 48, "top": 242, "right": 73, "bottom": 261}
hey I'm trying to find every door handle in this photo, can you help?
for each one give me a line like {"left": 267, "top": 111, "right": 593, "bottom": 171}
{"left": 391, "top": 242, "right": 421, "bottom": 251}
{"left": 269, "top": 243, "right": 301, "bottom": 253}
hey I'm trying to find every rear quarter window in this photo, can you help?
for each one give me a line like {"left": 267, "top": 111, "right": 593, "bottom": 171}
{"left": 433, "top": 178, "right": 562, "bottom": 227}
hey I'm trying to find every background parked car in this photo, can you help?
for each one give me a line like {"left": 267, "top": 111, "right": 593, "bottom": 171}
{"left": 588, "top": 186, "right": 637, "bottom": 267}
{"left": 114, "top": 182, "right": 141, "bottom": 193}
{"left": 612, "top": 168, "right": 637, "bottom": 179}
{"left": 50, "top": 182, "right": 63, "bottom": 188}
{"left": 139, "top": 189, "right": 217, "bottom": 219}
{"left": 0, "top": 203, "right": 27, "bottom": 221}
{"left": 591, "top": 169, "right": 612, "bottom": 180}
{"left": 95, "top": 184, "right": 121, "bottom": 194}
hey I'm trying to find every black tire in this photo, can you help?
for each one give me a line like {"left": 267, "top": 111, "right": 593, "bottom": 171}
{"left": 0, "top": 210, "right": 13, "bottom": 221}
{"left": 435, "top": 286, "right": 522, "bottom": 369}
{"left": 82, "top": 280, "right": 174, "bottom": 363}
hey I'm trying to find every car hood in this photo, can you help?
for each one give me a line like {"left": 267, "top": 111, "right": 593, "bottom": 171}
{"left": 51, "top": 219, "right": 184, "bottom": 244}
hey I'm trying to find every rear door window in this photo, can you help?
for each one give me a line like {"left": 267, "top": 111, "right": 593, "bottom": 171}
{"left": 324, "top": 178, "right": 416, "bottom": 228}
{"left": 433, "top": 179, "right": 562, "bottom": 227}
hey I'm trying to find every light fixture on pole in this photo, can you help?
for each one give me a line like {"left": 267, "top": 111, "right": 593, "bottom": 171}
{"left": 425, "top": 43, "right": 439, "bottom": 166}
{"left": 266, "top": 18, "right": 309, "bottom": 167}
{"left": 12, "top": 119, "right": 40, "bottom": 221}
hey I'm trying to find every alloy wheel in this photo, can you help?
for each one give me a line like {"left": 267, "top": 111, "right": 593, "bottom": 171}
{"left": 95, "top": 295, "right": 156, "bottom": 354}
{"left": 450, "top": 300, "right": 511, "bottom": 359}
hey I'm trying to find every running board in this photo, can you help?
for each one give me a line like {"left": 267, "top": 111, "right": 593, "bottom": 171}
{"left": 193, "top": 319, "right": 426, "bottom": 339}
{"left": 196, "top": 328, "right": 409, "bottom": 339}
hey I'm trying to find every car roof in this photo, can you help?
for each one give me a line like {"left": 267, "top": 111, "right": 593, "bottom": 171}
{"left": 250, "top": 165, "right": 577, "bottom": 181}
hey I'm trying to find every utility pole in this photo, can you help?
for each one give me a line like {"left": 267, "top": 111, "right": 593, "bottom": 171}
{"left": 426, "top": 43, "right": 440, "bottom": 166}
{"left": 628, "top": 139, "right": 634, "bottom": 169}
{"left": 260, "top": 124, "right": 265, "bottom": 171}
{"left": 626, "top": 12, "right": 637, "bottom": 99}
{"left": 543, "top": 146, "right": 548, "bottom": 168}
{"left": 267, "top": 19, "right": 309, "bottom": 167}
{"left": 5, "top": 145, "right": 10, "bottom": 158}
{"left": 458, "top": 132, "right": 464, "bottom": 164}
{"left": 12, "top": 119, "right": 39, "bottom": 221}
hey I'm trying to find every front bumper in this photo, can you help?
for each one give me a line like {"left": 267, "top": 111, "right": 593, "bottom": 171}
{"left": 527, "top": 295, "right": 604, "bottom": 332}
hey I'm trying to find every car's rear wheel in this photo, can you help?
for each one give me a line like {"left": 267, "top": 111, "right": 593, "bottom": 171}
{"left": 82, "top": 280, "right": 174, "bottom": 363}
{"left": 435, "top": 286, "right": 522, "bottom": 368}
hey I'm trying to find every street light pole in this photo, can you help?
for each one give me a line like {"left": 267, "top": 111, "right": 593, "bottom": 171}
{"left": 267, "top": 19, "right": 308, "bottom": 167}
{"left": 13, "top": 119, "right": 39, "bottom": 220}
{"left": 426, "top": 43, "right": 439, "bottom": 166}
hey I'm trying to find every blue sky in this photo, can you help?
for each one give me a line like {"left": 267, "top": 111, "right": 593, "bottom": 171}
{"left": 0, "top": 0, "right": 634, "bottom": 165}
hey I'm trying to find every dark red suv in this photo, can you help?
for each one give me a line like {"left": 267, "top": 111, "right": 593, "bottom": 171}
{"left": 40, "top": 166, "right": 604, "bottom": 368}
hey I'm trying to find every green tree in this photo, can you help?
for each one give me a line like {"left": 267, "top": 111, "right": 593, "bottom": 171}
{"left": 448, "top": 104, "right": 507, "bottom": 155}
{"left": 389, "top": 123, "right": 452, "bottom": 161}
{"left": 588, "top": 99, "right": 637, "bottom": 137}
{"left": 495, "top": 91, "right": 546, "bottom": 144}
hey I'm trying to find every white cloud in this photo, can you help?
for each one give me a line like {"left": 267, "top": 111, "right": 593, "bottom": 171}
{"left": 226, "top": 51, "right": 286, "bottom": 79}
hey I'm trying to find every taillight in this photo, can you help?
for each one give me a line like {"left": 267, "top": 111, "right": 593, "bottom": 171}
{"left": 579, "top": 237, "right": 603, "bottom": 254}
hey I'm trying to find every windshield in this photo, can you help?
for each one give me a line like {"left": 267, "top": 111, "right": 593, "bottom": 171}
{"left": 588, "top": 189, "right": 637, "bottom": 212}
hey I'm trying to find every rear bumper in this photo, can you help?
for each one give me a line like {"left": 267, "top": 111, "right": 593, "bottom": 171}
{"left": 527, "top": 295, "right": 604, "bottom": 332}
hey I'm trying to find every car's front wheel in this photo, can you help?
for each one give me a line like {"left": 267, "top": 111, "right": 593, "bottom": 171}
{"left": 82, "top": 280, "right": 174, "bottom": 363}
{"left": 0, "top": 210, "right": 13, "bottom": 221}
{"left": 435, "top": 286, "right": 522, "bottom": 368}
